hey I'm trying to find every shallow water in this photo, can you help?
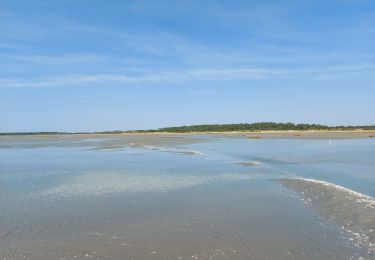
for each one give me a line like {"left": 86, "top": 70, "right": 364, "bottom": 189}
{"left": 0, "top": 135, "right": 374, "bottom": 259}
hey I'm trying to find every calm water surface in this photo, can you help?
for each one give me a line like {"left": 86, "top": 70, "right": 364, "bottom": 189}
{"left": 0, "top": 135, "right": 374, "bottom": 259}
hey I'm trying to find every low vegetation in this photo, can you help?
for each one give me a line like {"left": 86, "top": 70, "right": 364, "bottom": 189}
{"left": 155, "top": 122, "right": 375, "bottom": 133}
{"left": 1, "top": 122, "right": 374, "bottom": 135}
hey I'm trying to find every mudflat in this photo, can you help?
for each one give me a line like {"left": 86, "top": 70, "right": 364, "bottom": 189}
{"left": 1, "top": 134, "right": 374, "bottom": 259}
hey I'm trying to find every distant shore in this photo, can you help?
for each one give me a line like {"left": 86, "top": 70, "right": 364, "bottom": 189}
{"left": 2, "top": 122, "right": 375, "bottom": 137}
{"left": 1, "top": 129, "right": 375, "bottom": 139}
{"left": 217, "top": 129, "right": 375, "bottom": 139}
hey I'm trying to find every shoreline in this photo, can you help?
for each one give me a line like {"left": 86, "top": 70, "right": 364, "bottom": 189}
{"left": 1, "top": 130, "right": 375, "bottom": 139}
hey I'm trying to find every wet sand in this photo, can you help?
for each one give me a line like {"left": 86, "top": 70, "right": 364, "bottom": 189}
{"left": 1, "top": 129, "right": 374, "bottom": 142}
{"left": 279, "top": 178, "right": 375, "bottom": 253}
{"left": 2, "top": 181, "right": 371, "bottom": 259}
{"left": 1, "top": 135, "right": 375, "bottom": 259}
{"left": 1, "top": 130, "right": 374, "bottom": 152}
{"left": 0, "top": 134, "right": 206, "bottom": 151}
{"left": 235, "top": 161, "right": 260, "bottom": 167}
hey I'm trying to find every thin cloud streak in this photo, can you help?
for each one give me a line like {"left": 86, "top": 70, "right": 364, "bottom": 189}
{"left": 3, "top": 53, "right": 109, "bottom": 65}
{"left": 1, "top": 64, "right": 374, "bottom": 89}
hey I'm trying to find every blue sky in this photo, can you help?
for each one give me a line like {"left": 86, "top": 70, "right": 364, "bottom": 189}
{"left": 0, "top": 0, "right": 374, "bottom": 132}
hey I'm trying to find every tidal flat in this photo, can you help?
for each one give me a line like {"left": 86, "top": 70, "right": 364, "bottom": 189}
{"left": 0, "top": 134, "right": 374, "bottom": 259}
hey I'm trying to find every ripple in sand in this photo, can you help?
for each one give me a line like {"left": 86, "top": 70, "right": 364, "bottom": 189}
{"left": 235, "top": 161, "right": 260, "bottom": 167}
{"left": 43, "top": 172, "right": 252, "bottom": 197}
{"left": 279, "top": 178, "right": 375, "bottom": 253}
{"left": 129, "top": 143, "right": 203, "bottom": 155}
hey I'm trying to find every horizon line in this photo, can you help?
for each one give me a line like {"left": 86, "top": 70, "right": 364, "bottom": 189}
{"left": 1, "top": 122, "right": 375, "bottom": 135}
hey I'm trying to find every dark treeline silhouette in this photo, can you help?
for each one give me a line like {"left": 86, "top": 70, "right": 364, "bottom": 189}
{"left": 1, "top": 122, "right": 375, "bottom": 135}
{"left": 156, "top": 122, "right": 375, "bottom": 133}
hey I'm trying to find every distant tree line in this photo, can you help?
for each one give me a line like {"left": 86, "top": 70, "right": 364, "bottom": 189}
{"left": 155, "top": 122, "right": 375, "bottom": 133}
{"left": 1, "top": 122, "right": 375, "bottom": 135}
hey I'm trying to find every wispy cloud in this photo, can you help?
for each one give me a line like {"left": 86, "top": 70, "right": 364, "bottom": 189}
{"left": 3, "top": 53, "right": 109, "bottom": 65}
{"left": 1, "top": 63, "right": 374, "bottom": 89}
{"left": 0, "top": 74, "right": 136, "bottom": 88}
{"left": 1, "top": 1, "right": 374, "bottom": 89}
{"left": 0, "top": 69, "right": 269, "bottom": 88}
{"left": 63, "top": 24, "right": 198, "bottom": 57}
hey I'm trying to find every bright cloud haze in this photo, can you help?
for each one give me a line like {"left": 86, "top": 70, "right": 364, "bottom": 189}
{"left": 0, "top": 0, "right": 374, "bottom": 132}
